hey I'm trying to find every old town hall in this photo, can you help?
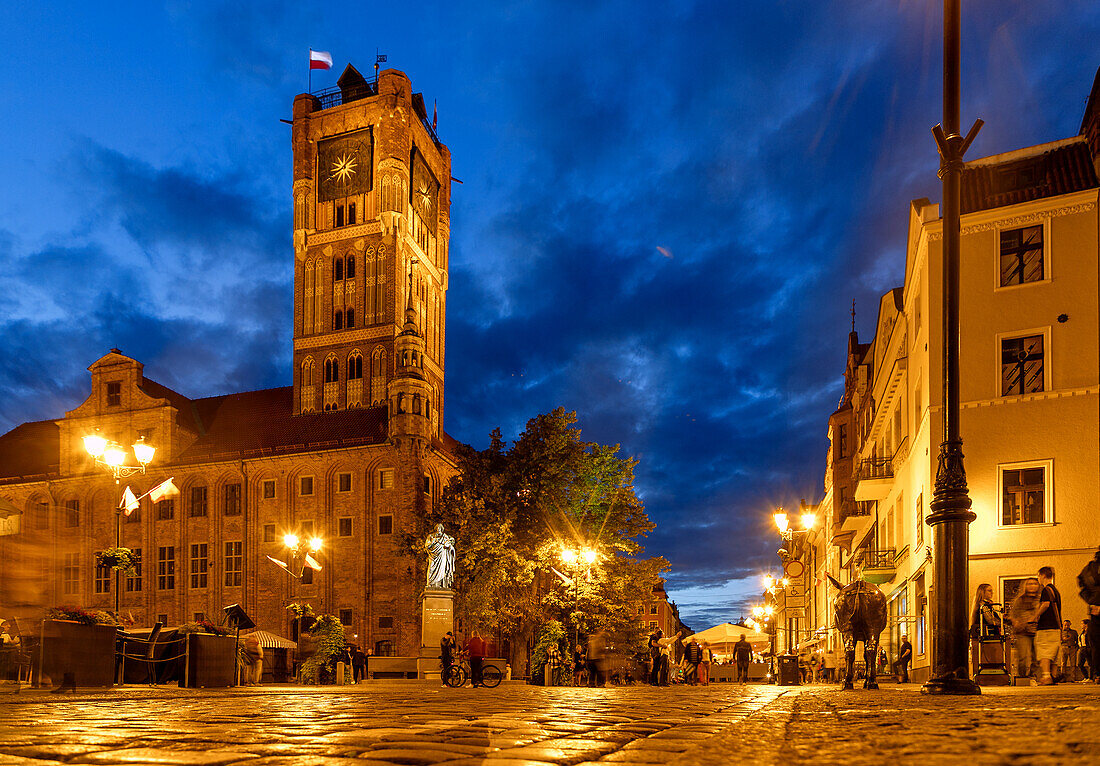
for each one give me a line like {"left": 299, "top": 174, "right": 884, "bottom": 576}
{"left": 0, "top": 66, "right": 457, "bottom": 657}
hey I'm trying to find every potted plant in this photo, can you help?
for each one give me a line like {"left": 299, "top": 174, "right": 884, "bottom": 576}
{"left": 180, "top": 621, "right": 234, "bottom": 688}
{"left": 41, "top": 606, "right": 119, "bottom": 687}
{"left": 97, "top": 547, "right": 138, "bottom": 576}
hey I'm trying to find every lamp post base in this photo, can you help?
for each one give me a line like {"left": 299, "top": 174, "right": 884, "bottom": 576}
{"left": 920, "top": 675, "right": 981, "bottom": 695}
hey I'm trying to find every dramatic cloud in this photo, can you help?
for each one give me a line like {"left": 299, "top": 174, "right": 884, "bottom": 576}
{"left": 1, "top": 0, "right": 1098, "bottom": 627}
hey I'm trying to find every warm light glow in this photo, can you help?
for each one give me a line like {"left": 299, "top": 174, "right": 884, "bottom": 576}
{"left": 582, "top": 548, "right": 597, "bottom": 564}
{"left": 283, "top": 533, "right": 299, "bottom": 549}
{"left": 561, "top": 548, "right": 577, "bottom": 564}
{"left": 773, "top": 511, "right": 789, "bottom": 534}
{"left": 752, "top": 606, "right": 764, "bottom": 618}
{"left": 764, "top": 604, "right": 775, "bottom": 616}
{"left": 781, "top": 578, "right": 790, "bottom": 588}
{"left": 763, "top": 574, "right": 774, "bottom": 589}
{"left": 103, "top": 445, "right": 126, "bottom": 467}
{"left": 83, "top": 434, "right": 107, "bottom": 458}
{"left": 309, "top": 537, "right": 323, "bottom": 551}
{"left": 132, "top": 437, "right": 155, "bottom": 465}
{"left": 801, "top": 512, "right": 817, "bottom": 530}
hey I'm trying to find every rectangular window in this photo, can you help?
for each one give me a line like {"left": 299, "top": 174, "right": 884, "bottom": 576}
{"left": 156, "top": 499, "right": 175, "bottom": 520}
{"left": 301, "top": 566, "right": 314, "bottom": 585}
{"left": 190, "top": 544, "right": 208, "bottom": 588}
{"left": 999, "top": 224, "right": 1044, "bottom": 286}
{"left": 224, "top": 483, "right": 242, "bottom": 516}
{"left": 190, "top": 486, "right": 208, "bottom": 517}
{"left": 378, "top": 616, "right": 394, "bottom": 629}
{"left": 1001, "top": 334, "right": 1044, "bottom": 396}
{"left": 126, "top": 548, "right": 143, "bottom": 592}
{"left": 338, "top": 473, "right": 352, "bottom": 493}
{"left": 339, "top": 609, "right": 353, "bottom": 626}
{"left": 64, "top": 499, "right": 79, "bottom": 528}
{"left": 1001, "top": 464, "right": 1048, "bottom": 526}
{"left": 263, "top": 524, "right": 276, "bottom": 543}
{"left": 1002, "top": 577, "right": 1029, "bottom": 610}
{"left": 157, "top": 546, "right": 175, "bottom": 590}
{"left": 378, "top": 515, "right": 393, "bottom": 535}
{"left": 262, "top": 480, "right": 276, "bottom": 499}
{"left": 914, "top": 576, "right": 926, "bottom": 656}
{"left": 335, "top": 204, "right": 345, "bottom": 228}
{"left": 379, "top": 469, "right": 394, "bottom": 489}
{"left": 837, "top": 424, "right": 848, "bottom": 459}
{"left": 300, "top": 476, "right": 314, "bottom": 496}
{"left": 301, "top": 520, "right": 315, "bottom": 538}
{"left": 224, "top": 541, "right": 242, "bottom": 587}
{"left": 347, "top": 202, "right": 357, "bottom": 226}
{"left": 94, "top": 552, "right": 111, "bottom": 594}
{"left": 106, "top": 381, "right": 121, "bottom": 407}
{"left": 648, "top": 621, "right": 657, "bottom": 629}
{"left": 915, "top": 493, "right": 924, "bottom": 546}
{"left": 338, "top": 517, "right": 352, "bottom": 537}
{"left": 650, "top": 605, "right": 658, "bottom": 615}
{"left": 63, "top": 553, "right": 79, "bottom": 595}
{"left": 156, "top": 614, "right": 168, "bottom": 627}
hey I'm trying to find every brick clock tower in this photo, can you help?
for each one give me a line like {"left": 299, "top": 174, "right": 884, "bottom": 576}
{"left": 291, "top": 65, "right": 450, "bottom": 444}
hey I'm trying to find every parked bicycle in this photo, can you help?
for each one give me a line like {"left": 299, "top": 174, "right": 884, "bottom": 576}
{"left": 441, "top": 652, "right": 503, "bottom": 688}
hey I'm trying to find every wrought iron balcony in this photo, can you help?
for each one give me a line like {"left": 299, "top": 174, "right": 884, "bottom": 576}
{"left": 855, "top": 547, "right": 897, "bottom": 584}
{"left": 312, "top": 80, "right": 378, "bottom": 111}
{"left": 857, "top": 457, "right": 894, "bottom": 481}
{"left": 854, "top": 457, "right": 893, "bottom": 502}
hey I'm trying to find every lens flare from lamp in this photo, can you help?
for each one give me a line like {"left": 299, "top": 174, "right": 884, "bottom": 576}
{"left": 781, "top": 578, "right": 790, "bottom": 588}
{"left": 561, "top": 548, "right": 577, "bottom": 564}
{"left": 310, "top": 537, "right": 323, "bottom": 551}
{"left": 83, "top": 434, "right": 107, "bottom": 458}
{"left": 801, "top": 512, "right": 817, "bottom": 530}
{"left": 752, "top": 606, "right": 764, "bottom": 618}
{"left": 132, "top": 438, "right": 155, "bottom": 465}
{"left": 773, "top": 512, "right": 789, "bottom": 534}
{"left": 763, "top": 574, "right": 774, "bottom": 589}
{"left": 103, "top": 445, "right": 126, "bottom": 467}
{"left": 582, "top": 548, "right": 597, "bottom": 564}
{"left": 764, "top": 605, "right": 775, "bottom": 616}
{"left": 283, "top": 533, "right": 299, "bottom": 549}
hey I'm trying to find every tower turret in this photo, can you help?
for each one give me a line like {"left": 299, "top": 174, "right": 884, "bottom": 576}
{"left": 388, "top": 260, "right": 434, "bottom": 445}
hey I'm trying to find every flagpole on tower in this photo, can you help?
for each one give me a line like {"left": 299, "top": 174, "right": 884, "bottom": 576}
{"left": 309, "top": 48, "right": 313, "bottom": 94}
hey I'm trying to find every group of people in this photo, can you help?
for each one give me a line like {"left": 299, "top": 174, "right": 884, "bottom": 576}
{"left": 440, "top": 630, "right": 490, "bottom": 687}
{"left": 972, "top": 551, "right": 1100, "bottom": 684}
{"left": 646, "top": 629, "right": 717, "bottom": 686}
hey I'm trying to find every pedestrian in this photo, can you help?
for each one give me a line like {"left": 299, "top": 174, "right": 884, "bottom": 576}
{"left": 648, "top": 629, "right": 662, "bottom": 686}
{"left": 822, "top": 647, "right": 835, "bottom": 683}
{"left": 586, "top": 633, "right": 607, "bottom": 687}
{"left": 440, "top": 631, "right": 455, "bottom": 686}
{"left": 684, "top": 637, "right": 702, "bottom": 685}
{"left": 238, "top": 633, "right": 263, "bottom": 686}
{"left": 1079, "top": 620, "right": 1092, "bottom": 681}
{"left": 1077, "top": 546, "right": 1100, "bottom": 684}
{"left": 1009, "top": 577, "right": 1042, "bottom": 678}
{"left": 351, "top": 644, "right": 365, "bottom": 683}
{"left": 1059, "top": 620, "right": 1079, "bottom": 682}
{"left": 733, "top": 633, "right": 752, "bottom": 683}
{"left": 1035, "top": 566, "right": 1063, "bottom": 685}
{"left": 465, "top": 630, "right": 486, "bottom": 687}
{"left": 574, "top": 642, "right": 586, "bottom": 686}
{"left": 969, "top": 583, "right": 1001, "bottom": 677}
{"left": 699, "top": 640, "right": 712, "bottom": 686}
{"left": 894, "top": 634, "right": 912, "bottom": 683}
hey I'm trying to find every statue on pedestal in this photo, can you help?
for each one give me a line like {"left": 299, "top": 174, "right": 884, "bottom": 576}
{"left": 424, "top": 523, "right": 456, "bottom": 590}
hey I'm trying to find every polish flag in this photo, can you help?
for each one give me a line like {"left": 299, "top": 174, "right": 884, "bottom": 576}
{"left": 148, "top": 478, "right": 180, "bottom": 504}
{"left": 119, "top": 486, "right": 140, "bottom": 516}
{"left": 304, "top": 553, "right": 323, "bottom": 572}
{"left": 309, "top": 49, "right": 333, "bottom": 70}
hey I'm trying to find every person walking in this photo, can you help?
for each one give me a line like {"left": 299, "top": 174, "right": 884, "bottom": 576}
{"left": 1079, "top": 620, "right": 1092, "bottom": 681}
{"left": 894, "top": 635, "right": 912, "bottom": 683}
{"left": 1035, "top": 566, "right": 1063, "bottom": 685}
{"left": 574, "top": 642, "right": 586, "bottom": 686}
{"left": 1009, "top": 577, "right": 1042, "bottom": 679}
{"left": 586, "top": 633, "right": 607, "bottom": 687}
{"left": 684, "top": 637, "right": 702, "bottom": 686}
{"left": 440, "top": 632, "right": 456, "bottom": 687}
{"left": 822, "top": 647, "right": 835, "bottom": 683}
{"left": 733, "top": 634, "right": 752, "bottom": 683}
{"left": 648, "top": 629, "right": 662, "bottom": 686}
{"left": 465, "top": 630, "right": 486, "bottom": 687}
{"left": 1060, "top": 620, "right": 1079, "bottom": 682}
{"left": 699, "top": 641, "right": 712, "bottom": 686}
{"left": 1077, "top": 547, "right": 1100, "bottom": 683}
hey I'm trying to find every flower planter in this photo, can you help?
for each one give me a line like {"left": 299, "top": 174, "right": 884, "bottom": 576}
{"left": 183, "top": 633, "right": 236, "bottom": 688}
{"left": 40, "top": 619, "right": 117, "bottom": 687}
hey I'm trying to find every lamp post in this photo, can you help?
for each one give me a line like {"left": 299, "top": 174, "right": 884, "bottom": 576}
{"left": 83, "top": 434, "right": 156, "bottom": 614}
{"left": 923, "top": 0, "right": 982, "bottom": 696}
{"left": 773, "top": 509, "right": 815, "bottom": 653}
{"left": 270, "top": 533, "right": 324, "bottom": 580}
{"left": 560, "top": 547, "right": 597, "bottom": 663}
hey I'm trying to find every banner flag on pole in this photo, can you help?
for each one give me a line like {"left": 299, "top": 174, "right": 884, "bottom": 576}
{"left": 432, "top": 100, "right": 438, "bottom": 130}
{"left": 119, "top": 486, "right": 140, "bottom": 516}
{"left": 309, "top": 49, "right": 333, "bottom": 70}
{"left": 148, "top": 478, "right": 180, "bottom": 504}
{"left": 304, "top": 553, "right": 323, "bottom": 572}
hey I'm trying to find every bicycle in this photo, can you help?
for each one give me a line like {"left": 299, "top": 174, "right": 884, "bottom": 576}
{"left": 441, "top": 653, "right": 503, "bottom": 688}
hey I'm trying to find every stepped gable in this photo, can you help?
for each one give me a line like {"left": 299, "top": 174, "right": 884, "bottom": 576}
{"left": 174, "top": 386, "right": 388, "bottom": 464}
{"left": 0, "top": 420, "right": 60, "bottom": 483}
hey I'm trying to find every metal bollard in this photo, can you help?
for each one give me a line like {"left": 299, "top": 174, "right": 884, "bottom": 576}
{"left": 336, "top": 661, "right": 345, "bottom": 684}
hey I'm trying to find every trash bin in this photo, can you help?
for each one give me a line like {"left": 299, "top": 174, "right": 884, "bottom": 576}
{"left": 778, "top": 654, "right": 801, "bottom": 686}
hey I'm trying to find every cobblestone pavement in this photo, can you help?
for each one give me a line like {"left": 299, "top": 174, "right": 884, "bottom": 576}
{"left": 0, "top": 682, "right": 784, "bottom": 766}
{"left": 1, "top": 682, "right": 1098, "bottom": 766}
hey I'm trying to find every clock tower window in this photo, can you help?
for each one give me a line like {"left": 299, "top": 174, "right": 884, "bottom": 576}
{"left": 346, "top": 308, "right": 355, "bottom": 328}
{"left": 334, "top": 258, "right": 344, "bottom": 282}
{"left": 346, "top": 255, "right": 355, "bottom": 278}
{"left": 333, "top": 311, "right": 343, "bottom": 331}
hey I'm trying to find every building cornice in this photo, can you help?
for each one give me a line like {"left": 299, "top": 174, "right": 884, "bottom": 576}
{"left": 925, "top": 192, "right": 1097, "bottom": 241}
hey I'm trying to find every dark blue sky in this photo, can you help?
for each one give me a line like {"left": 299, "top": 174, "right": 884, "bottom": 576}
{"left": 2, "top": 1, "right": 1098, "bottom": 627}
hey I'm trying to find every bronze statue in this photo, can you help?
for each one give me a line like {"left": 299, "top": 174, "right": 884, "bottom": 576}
{"left": 827, "top": 574, "right": 888, "bottom": 689}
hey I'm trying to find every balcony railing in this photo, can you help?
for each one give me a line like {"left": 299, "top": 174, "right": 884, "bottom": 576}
{"left": 311, "top": 80, "right": 379, "bottom": 111}
{"left": 857, "top": 457, "right": 894, "bottom": 481}
{"left": 839, "top": 500, "right": 872, "bottom": 520}
{"left": 856, "top": 548, "right": 897, "bottom": 569}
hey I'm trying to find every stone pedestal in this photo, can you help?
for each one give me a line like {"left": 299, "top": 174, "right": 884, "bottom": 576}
{"left": 418, "top": 587, "right": 454, "bottom": 680}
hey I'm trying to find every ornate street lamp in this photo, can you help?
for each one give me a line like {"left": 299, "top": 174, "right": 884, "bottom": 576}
{"left": 560, "top": 546, "right": 598, "bottom": 662}
{"left": 267, "top": 534, "right": 324, "bottom": 580}
{"left": 923, "top": 0, "right": 982, "bottom": 696}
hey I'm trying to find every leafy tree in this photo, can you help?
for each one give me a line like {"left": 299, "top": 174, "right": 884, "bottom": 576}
{"left": 406, "top": 408, "right": 668, "bottom": 666}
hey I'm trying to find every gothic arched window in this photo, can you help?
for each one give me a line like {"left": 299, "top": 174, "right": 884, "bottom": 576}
{"left": 348, "top": 353, "right": 363, "bottom": 380}
{"left": 346, "top": 308, "right": 355, "bottom": 328}
{"left": 334, "top": 258, "right": 344, "bottom": 282}
{"left": 346, "top": 255, "right": 356, "bottom": 278}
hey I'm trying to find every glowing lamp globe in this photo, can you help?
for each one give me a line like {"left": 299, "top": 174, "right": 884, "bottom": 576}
{"left": 582, "top": 548, "right": 597, "bottom": 564}
{"left": 103, "top": 445, "right": 126, "bottom": 467}
{"left": 283, "top": 533, "right": 299, "bottom": 549}
{"left": 132, "top": 438, "right": 155, "bottom": 465}
{"left": 83, "top": 434, "right": 108, "bottom": 458}
{"left": 561, "top": 549, "right": 577, "bottom": 564}
{"left": 310, "top": 537, "right": 323, "bottom": 551}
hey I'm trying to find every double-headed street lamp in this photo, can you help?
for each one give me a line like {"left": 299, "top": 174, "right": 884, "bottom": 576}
{"left": 267, "top": 533, "right": 324, "bottom": 580}
{"left": 560, "top": 546, "right": 597, "bottom": 655}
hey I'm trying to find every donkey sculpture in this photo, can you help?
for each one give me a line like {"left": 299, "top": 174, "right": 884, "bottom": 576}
{"left": 827, "top": 574, "right": 888, "bottom": 689}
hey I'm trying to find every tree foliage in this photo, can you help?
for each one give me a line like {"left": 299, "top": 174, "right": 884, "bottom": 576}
{"left": 406, "top": 408, "right": 668, "bottom": 658}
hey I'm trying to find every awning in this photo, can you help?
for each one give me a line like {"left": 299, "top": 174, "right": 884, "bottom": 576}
{"left": 244, "top": 629, "right": 297, "bottom": 649}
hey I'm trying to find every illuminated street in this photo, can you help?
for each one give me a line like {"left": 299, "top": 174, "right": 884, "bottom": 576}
{"left": 2, "top": 684, "right": 1100, "bottom": 765}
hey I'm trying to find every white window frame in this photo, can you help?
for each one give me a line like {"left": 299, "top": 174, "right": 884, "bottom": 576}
{"left": 994, "top": 326, "right": 1051, "bottom": 398}
{"left": 996, "top": 458, "right": 1054, "bottom": 529}
{"left": 993, "top": 218, "right": 1051, "bottom": 292}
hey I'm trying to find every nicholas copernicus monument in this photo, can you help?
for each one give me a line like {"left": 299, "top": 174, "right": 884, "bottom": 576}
{"left": 419, "top": 523, "right": 456, "bottom": 678}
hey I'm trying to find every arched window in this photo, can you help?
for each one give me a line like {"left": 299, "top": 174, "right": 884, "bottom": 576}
{"left": 423, "top": 475, "right": 431, "bottom": 494}
{"left": 325, "top": 358, "right": 339, "bottom": 383}
{"left": 334, "top": 258, "right": 344, "bottom": 282}
{"left": 347, "top": 354, "right": 363, "bottom": 380}
{"left": 334, "top": 311, "right": 343, "bottom": 331}
{"left": 346, "top": 308, "right": 355, "bottom": 328}
{"left": 412, "top": 393, "right": 421, "bottom": 414}
{"left": 346, "top": 255, "right": 356, "bottom": 278}
{"left": 301, "top": 357, "right": 314, "bottom": 386}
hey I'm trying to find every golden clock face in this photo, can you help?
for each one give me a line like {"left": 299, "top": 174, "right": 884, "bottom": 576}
{"left": 318, "top": 129, "right": 372, "bottom": 202}
{"left": 410, "top": 148, "right": 439, "bottom": 231}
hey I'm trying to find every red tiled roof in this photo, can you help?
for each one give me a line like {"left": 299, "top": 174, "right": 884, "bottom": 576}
{"left": 0, "top": 420, "right": 60, "bottom": 483}
{"left": 174, "top": 387, "right": 389, "bottom": 464}
{"left": 961, "top": 141, "right": 1098, "bottom": 214}
{"left": 139, "top": 377, "right": 203, "bottom": 431}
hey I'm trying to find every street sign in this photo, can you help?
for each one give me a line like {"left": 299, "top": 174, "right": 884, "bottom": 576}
{"left": 784, "top": 560, "right": 805, "bottom": 579}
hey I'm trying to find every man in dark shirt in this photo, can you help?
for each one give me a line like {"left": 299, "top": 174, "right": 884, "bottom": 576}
{"left": 1035, "top": 566, "right": 1063, "bottom": 685}
{"left": 733, "top": 634, "right": 753, "bottom": 683}
{"left": 648, "top": 630, "right": 662, "bottom": 686}
{"left": 1078, "top": 548, "right": 1100, "bottom": 682}
{"left": 440, "top": 632, "right": 455, "bottom": 687}
{"left": 894, "top": 635, "right": 913, "bottom": 683}
{"left": 1059, "top": 620, "right": 1079, "bottom": 682}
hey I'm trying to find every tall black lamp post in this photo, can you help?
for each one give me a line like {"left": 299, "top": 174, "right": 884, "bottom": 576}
{"left": 922, "top": 0, "right": 983, "bottom": 696}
